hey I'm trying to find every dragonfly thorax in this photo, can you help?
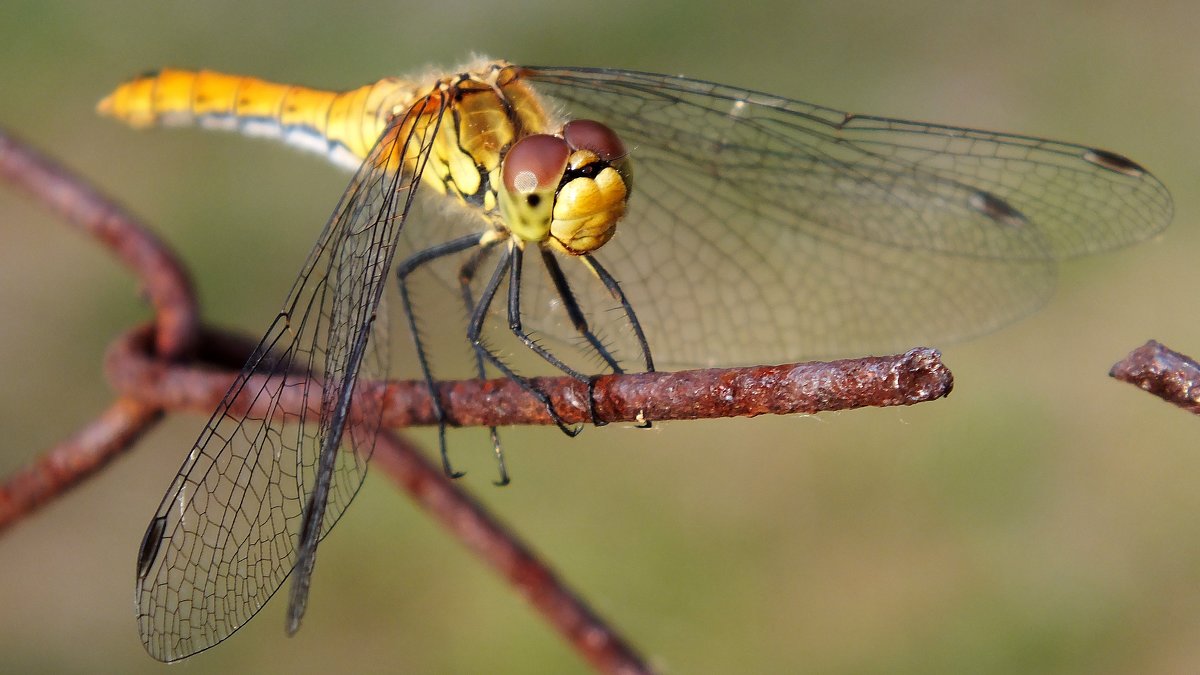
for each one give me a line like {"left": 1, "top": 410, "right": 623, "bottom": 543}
{"left": 498, "top": 119, "right": 631, "bottom": 255}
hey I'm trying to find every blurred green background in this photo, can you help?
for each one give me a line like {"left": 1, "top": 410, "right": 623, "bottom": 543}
{"left": 2, "top": 1, "right": 1198, "bottom": 673}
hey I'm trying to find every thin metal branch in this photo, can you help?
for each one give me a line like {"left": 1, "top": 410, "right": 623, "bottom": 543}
{"left": 0, "top": 129, "right": 198, "bottom": 357}
{"left": 369, "top": 429, "right": 651, "bottom": 674}
{"left": 105, "top": 323, "right": 954, "bottom": 429}
{"left": 1110, "top": 340, "right": 1200, "bottom": 414}
{"left": 0, "top": 398, "right": 162, "bottom": 530}
{"left": 0, "top": 128, "right": 198, "bottom": 531}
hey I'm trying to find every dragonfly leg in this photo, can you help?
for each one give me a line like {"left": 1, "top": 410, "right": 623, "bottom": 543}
{"left": 457, "top": 241, "right": 510, "bottom": 486}
{"left": 580, "top": 255, "right": 655, "bottom": 428}
{"left": 396, "top": 232, "right": 489, "bottom": 479}
{"left": 538, "top": 247, "right": 628, "bottom": 426}
{"left": 468, "top": 243, "right": 582, "bottom": 437}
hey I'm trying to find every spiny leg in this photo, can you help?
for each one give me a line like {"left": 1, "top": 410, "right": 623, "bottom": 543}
{"left": 539, "top": 247, "right": 626, "bottom": 427}
{"left": 580, "top": 254, "right": 656, "bottom": 428}
{"left": 467, "top": 242, "right": 581, "bottom": 437}
{"left": 396, "top": 231, "right": 489, "bottom": 479}
{"left": 540, "top": 248, "right": 624, "bottom": 374}
{"left": 503, "top": 245, "right": 588, "bottom": 379}
{"left": 457, "top": 239, "right": 510, "bottom": 485}
{"left": 579, "top": 254, "right": 654, "bottom": 373}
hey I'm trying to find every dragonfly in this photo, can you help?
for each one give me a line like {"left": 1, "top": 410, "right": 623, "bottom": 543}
{"left": 98, "top": 56, "right": 1172, "bottom": 661}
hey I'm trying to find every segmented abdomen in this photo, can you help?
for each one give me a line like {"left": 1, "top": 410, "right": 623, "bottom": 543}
{"left": 97, "top": 69, "right": 418, "bottom": 169}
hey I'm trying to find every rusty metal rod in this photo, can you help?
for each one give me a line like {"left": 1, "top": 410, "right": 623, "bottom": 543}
{"left": 1111, "top": 340, "right": 1200, "bottom": 414}
{"left": 105, "top": 323, "right": 954, "bottom": 429}
{"left": 0, "top": 129, "right": 198, "bottom": 357}
{"left": 369, "top": 429, "right": 652, "bottom": 674}
{"left": 0, "top": 128, "right": 198, "bottom": 530}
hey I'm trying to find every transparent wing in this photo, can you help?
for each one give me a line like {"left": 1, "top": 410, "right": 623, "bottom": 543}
{"left": 134, "top": 99, "right": 442, "bottom": 662}
{"left": 517, "top": 66, "right": 1173, "bottom": 367}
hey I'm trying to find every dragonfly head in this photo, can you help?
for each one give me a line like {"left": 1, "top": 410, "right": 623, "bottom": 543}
{"left": 499, "top": 119, "right": 630, "bottom": 255}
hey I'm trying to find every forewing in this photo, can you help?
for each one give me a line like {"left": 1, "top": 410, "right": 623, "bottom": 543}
{"left": 520, "top": 66, "right": 1172, "bottom": 366}
{"left": 135, "top": 100, "right": 441, "bottom": 661}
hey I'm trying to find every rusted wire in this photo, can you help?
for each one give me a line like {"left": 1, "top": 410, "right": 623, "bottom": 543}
{"left": 0, "top": 399, "right": 164, "bottom": 528}
{"left": 0, "top": 128, "right": 198, "bottom": 530}
{"left": 0, "top": 129, "right": 198, "bottom": 358}
{"left": 0, "top": 128, "right": 955, "bottom": 674}
{"left": 105, "top": 323, "right": 953, "bottom": 429}
{"left": 1110, "top": 340, "right": 1200, "bottom": 414}
{"left": 368, "top": 429, "right": 652, "bottom": 674}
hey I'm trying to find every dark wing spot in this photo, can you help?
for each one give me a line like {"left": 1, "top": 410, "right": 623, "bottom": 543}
{"left": 968, "top": 190, "right": 1028, "bottom": 228}
{"left": 526, "top": 194, "right": 541, "bottom": 207}
{"left": 136, "top": 515, "right": 168, "bottom": 580}
{"left": 1083, "top": 148, "right": 1146, "bottom": 177}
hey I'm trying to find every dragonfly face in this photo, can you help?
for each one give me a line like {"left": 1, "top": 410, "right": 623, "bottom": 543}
{"left": 99, "top": 56, "right": 1172, "bottom": 661}
{"left": 498, "top": 119, "right": 632, "bottom": 254}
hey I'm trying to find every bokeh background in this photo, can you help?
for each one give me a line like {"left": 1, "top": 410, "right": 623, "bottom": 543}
{"left": 2, "top": 1, "right": 1198, "bottom": 673}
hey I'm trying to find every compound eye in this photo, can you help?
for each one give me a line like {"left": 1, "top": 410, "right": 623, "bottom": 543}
{"left": 502, "top": 134, "right": 570, "bottom": 194}
{"left": 563, "top": 120, "right": 626, "bottom": 161}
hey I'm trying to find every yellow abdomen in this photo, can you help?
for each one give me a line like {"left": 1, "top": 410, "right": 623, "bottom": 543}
{"left": 97, "top": 69, "right": 420, "bottom": 170}
{"left": 99, "top": 62, "right": 561, "bottom": 222}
